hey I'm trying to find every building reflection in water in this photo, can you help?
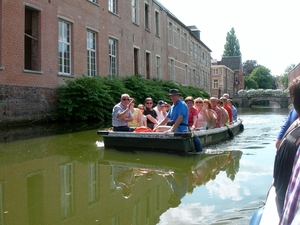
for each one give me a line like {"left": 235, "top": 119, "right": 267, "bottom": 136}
{"left": 0, "top": 139, "right": 242, "bottom": 225}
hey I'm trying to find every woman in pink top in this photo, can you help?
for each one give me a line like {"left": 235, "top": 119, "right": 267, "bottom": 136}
{"left": 194, "top": 97, "right": 209, "bottom": 130}
{"left": 184, "top": 96, "right": 198, "bottom": 130}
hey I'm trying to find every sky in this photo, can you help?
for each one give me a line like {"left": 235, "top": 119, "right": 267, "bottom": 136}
{"left": 158, "top": 0, "right": 300, "bottom": 75}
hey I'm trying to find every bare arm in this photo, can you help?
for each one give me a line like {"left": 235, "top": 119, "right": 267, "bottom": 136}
{"left": 146, "top": 114, "right": 158, "bottom": 124}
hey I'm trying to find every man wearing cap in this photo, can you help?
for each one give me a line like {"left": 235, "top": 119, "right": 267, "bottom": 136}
{"left": 154, "top": 100, "right": 166, "bottom": 123}
{"left": 154, "top": 89, "right": 188, "bottom": 133}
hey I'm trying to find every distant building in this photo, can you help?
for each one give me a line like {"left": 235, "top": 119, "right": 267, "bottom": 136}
{"left": 210, "top": 63, "right": 234, "bottom": 98}
{"left": 0, "top": 0, "right": 211, "bottom": 123}
{"left": 210, "top": 56, "right": 244, "bottom": 97}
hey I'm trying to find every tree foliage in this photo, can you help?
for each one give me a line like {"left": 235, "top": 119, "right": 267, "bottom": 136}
{"left": 249, "top": 66, "right": 274, "bottom": 89}
{"left": 278, "top": 64, "right": 295, "bottom": 89}
{"left": 51, "top": 75, "right": 210, "bottom": 122}
{"left": 243, "top": 60, "right": 259, "bottom": 76}
{"left": 223, "top": 28, "right": 242, "bottom": 57}
{"left": 244, "top": 76, "right": 258, "bottom": 89}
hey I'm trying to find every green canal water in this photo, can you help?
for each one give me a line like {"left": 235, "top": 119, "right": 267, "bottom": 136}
{"left": 0, "top": 108, "right": 290, "bottom": 225}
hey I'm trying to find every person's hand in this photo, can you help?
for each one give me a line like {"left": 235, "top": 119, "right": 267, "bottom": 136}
{"left": 164, "top": 129, "right": 173, "bottom": 134}
{"left": 128, "top": 99, "right": 134, "bottom": 105}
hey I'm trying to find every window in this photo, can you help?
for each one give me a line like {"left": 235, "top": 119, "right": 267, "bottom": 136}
{"left": 108, "top": 0, "right": 117, "bottom": 14}
{"left": 109, "top": 38, "right": 117, "bottom": 75}
{"left": 185, "top": 65, "right": 188, "bottom": 85}
{"left": 156, "top": 56, "right": 161, "bottom": 79}
{"left": 87, "top": 30, "right": 96, "bottom": 76}
{"left": 213, "top": 79, "right": 219, "bottom": 89}
{"left": 193, "top": 69, "right": 197, "bottom": 85}
{"left": 145, "top": 3, "right": 150, "bottom": 30}
{"left": 146, "top": 52, "right": 150, "bottom": 79}
{"left": 168, "top": 22, "right": 173, "bottom": 45}
{"left": 184, "top": 33, "right": 187, "bottom": 53}
{"left": 24, "top": 7, "right": 40, "bottom": 71}
{"left": 192, "top": 42, "right": 195, "bottom": 60}
{"left": 198, "top": 46, "right": 201, "bottom": 62}
{"left": 170, "top": 59, "right": 174, "bottom": 81}
{"left": 213, "top": 68, "right": 218, "bottom": 75}
{"left": 155, "top": 11, "right": 159, "bottom": 36}
{"left": 60, "top": 163, "right": 74, "bottom": 219}
{"left": 177, "top": 28, "right": 181, "bottom": 50}
{"left": 133, "top": 47, "right": 139, "bottom": 75}
{"left": 58, "top": 20, "right": 71, "bottom": 75}
{"left": 132, "top": 0, "right": 138, "bottom": 24}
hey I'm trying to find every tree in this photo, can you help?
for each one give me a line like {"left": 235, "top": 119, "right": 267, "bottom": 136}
{"left": 223, "top": 28, "right": 241, "bottom": 57}
{"left": 243, "top": 60, "right": 259, "bottom": 76}
{"left": 278, "top": 64, "right": 295, "bottom": 89}
{"left": 249, "top": 66, "right": 273, "bottom": 89}
{"left": 244, "top": 76, "right": 258, "bottom": 89}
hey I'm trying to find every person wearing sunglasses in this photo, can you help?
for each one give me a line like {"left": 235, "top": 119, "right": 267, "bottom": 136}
{"left": 112, "top": 93, "right": 134, "bottom": 131}
{"left": 143, "top": 97, "right": 158, "bottom": 130}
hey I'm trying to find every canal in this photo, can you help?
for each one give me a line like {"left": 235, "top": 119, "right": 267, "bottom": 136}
{"left": 0, "top": 107, "right": 290, "bottom": 225}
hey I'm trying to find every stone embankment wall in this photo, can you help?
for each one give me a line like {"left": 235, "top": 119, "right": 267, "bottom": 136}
{"left": 0, "top": 85, "right": 57, "bottom": 125}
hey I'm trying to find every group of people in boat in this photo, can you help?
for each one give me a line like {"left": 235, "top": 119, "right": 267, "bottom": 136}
{"left": 111, "top": 89, "right": 237, "bottom": 133}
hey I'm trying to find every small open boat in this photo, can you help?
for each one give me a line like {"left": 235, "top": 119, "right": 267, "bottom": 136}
{"left": 97, "top": 119, "right": 244, "bottom": 153}
{"left": 249, "top": 185, "right": 279, "bottom": 225}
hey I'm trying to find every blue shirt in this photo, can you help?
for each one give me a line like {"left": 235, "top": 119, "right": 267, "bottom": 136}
{"left": 167, "top": 100, "right": 188, "bottom": 132}
{"left": 231, "top": 106, "right": 237, "bottom": 121}
{"left": 277, "top": 108, "right": 298, "bottom": 140}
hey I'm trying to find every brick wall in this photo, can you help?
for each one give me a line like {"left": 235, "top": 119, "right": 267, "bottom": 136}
{"left": 0, "top": 84, "right": 56, "bottom": 124}
{"left": 0, "top": 0, "right": 212, "bottom": 124}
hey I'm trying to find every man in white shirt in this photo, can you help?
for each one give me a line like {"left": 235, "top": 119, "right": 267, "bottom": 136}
{"left": 154, "top": 100, "right": 166, "bottom": 122}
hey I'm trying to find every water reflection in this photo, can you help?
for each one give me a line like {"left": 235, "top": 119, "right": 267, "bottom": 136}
{"left": 0, "top": 137, "right": 242, "bottom": 225}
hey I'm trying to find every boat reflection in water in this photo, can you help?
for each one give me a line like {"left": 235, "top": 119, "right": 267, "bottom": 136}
{"left": 0, "top": 142, "right": 242, "bottom": 225}
{"left": 100, "top": 149, "right": 243, "bottom": 225}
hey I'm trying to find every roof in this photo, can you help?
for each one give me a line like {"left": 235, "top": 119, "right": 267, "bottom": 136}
{"left": 221, "top": 56, "right": 242, "bottom": 71}
{"left": 153, "top": 0, "right": 212, "bottom": 52}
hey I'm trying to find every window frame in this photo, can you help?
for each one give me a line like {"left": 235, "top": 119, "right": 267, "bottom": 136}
{"left": 144, "top": 2, "right": 150, "bottom": 30}
{"left": 109, "top": 38, "right": 118, "bottom": 76}
{"left": 108, "top": 0, "right": 117, "bottom": 14}
{"left": 155, "top": 10, "right": 160, "bottom": 36}
{"left": 24, "top": 6, "right": 40, "bottom": 71}
{"left": 58, "top": 20, "right": 71, "bottom": 75}
{"left": 132, "top": 0, "right": 139, "bottom": 24}
{"left": 156, "top": 55, "right": 161, "bottom": 79}
{"left": 87, "top": 30, "right": 97, "bottom": 77}
{"left": 168, "top": 22, "right": 173, "bottom": 46}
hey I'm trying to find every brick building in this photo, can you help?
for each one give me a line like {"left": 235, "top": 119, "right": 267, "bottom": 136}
{"left": 210, "top": 56, "right": 243, "bottom": 98}
{"left": 0, "top": 0, "right": 212, "bottom": 124}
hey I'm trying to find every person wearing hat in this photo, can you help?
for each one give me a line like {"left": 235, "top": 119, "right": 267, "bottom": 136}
{"left": 154, "top": 89, "right": 188, "bottom": 133}
{"left": 154, "top": 100, "right": 167, "bottom": 123}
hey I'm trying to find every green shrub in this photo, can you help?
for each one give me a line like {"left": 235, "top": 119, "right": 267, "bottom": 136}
{"left": 51, "top": 75, "right": 209, "bottom": 122}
